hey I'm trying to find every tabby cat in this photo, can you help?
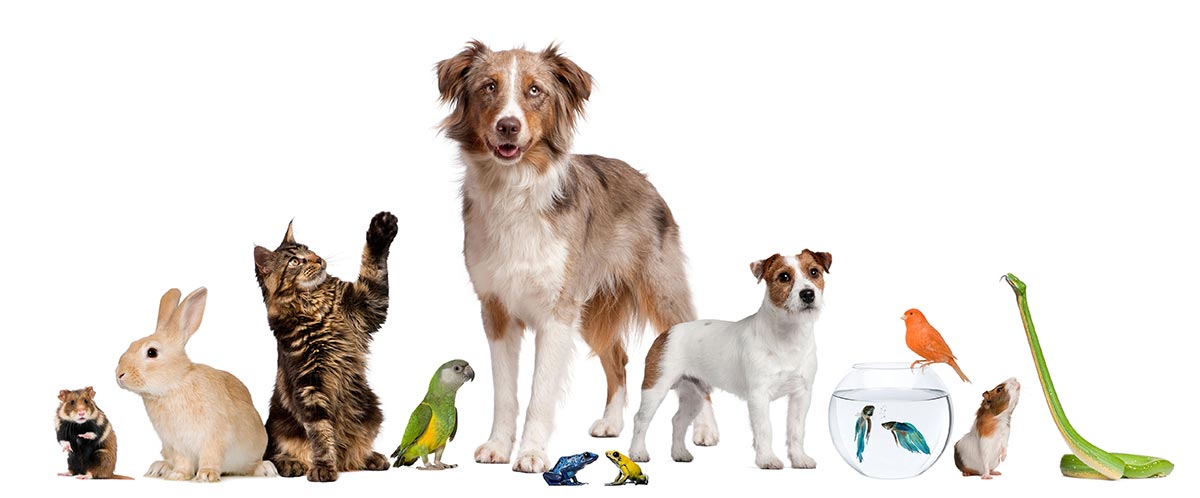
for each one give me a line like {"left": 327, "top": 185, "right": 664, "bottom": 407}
{"left": 252, "top": 211, "right": 398, "bottom": 482}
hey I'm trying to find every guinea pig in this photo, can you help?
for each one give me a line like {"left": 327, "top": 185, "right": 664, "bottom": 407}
{"left": 954, "top": 377, "right": 1020, "bottom": 479}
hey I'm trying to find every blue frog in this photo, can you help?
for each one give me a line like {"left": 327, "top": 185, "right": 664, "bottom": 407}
{"left": 542, "top": 452, "right": 599, "bottom": 486}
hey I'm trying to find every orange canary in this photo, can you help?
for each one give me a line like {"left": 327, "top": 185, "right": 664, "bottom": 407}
{"left": 902, "top": 308, "right": 970, "bottom": 383}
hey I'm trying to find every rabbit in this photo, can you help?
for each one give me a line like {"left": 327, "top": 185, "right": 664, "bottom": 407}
{"left": 116, "top": 287, "right": 277, "bottom": 482}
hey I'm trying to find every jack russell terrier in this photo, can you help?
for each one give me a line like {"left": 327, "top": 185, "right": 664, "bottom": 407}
{"left": 629, "top": 250, "right": 832, "bottom": 469}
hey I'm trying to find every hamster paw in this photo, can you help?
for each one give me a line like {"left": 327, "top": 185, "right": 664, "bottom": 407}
{"left": 75, "top": 474, "right": 93, "bottom": 480}
{"left": 274, "top": 458, "right": 308, "bottom": 478}
{"left": 364, "top": 452, "right": 390, "bottom": 471}
{"left": 512, "top": 450, "right": 549, "bottom": 473}
{"left": 307, "top": 463, "right": 338, "bottom": 483}
{"left": 474, "top": 440, "right": 512, "bottom": 464}
{"left": 194, "top": 468, "right": 221, "bottom": 483}
{"left": 756, "top": 454, "right": 785, "bottom": 470}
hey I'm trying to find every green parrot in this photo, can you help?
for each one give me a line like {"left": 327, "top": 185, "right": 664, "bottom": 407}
{"left": 391, "top": 359, "right": 474, "bottom": 470}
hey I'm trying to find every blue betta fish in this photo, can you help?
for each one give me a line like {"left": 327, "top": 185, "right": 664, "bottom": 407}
{"left": 882, "top": 421, "right": 930, "bottom": 455}
{"left": 855, "top": 405, "right": 875, "bottom": 463}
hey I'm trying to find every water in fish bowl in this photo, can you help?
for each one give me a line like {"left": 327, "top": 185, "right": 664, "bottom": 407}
{"left": 829, "top": 387, "right": 952, "bottom": 479}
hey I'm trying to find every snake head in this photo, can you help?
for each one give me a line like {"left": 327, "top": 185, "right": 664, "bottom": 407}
{"left": 1003, "top": 273, "right": 1026, "bottom": 295}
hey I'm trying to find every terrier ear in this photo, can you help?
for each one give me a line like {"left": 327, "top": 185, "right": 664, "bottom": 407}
{"left": 58, "top": 389, "right": 70, "bottom": 401}
{"left": 254, "top": 246, "right": 275, "bottom": 276}
{"left": 803, "top": 249, "right": 833, "bottom": 273}
{"left": 437, "top": 40, "right": 489, "bottom": 104}
{"left": 751, "top": 254, "right": 783, "bottom": 283}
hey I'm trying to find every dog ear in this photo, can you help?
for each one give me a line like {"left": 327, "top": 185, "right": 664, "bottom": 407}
{"left": 541, "top": 43, "right": 593, "bottom": 116}
{"left": 803, "top": 249, "right": 833, "bottom": 273}
{"left": 751, "top": 254, "right": 783, "bottom": 283}
{"left": 437, "top": 40, "right": 488, "bottom": 104}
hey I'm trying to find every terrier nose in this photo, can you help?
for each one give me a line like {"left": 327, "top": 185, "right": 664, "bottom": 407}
{"left": 496, "top": 117, "right": 521, "bottom": 137}
{"left": 799, "top": 289, "right": 816, "bottom": 304}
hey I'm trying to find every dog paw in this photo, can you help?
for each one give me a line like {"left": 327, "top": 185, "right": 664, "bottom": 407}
{"left": 164, "top": 470, "right": 193, "bottom": 481}
{"left": 274, "top": 458, "right": 308, "bottom": 478}
{"left": 790, "top": 454, "right": 817, "bottom": 469}
{"left": 144, "top": 461, "right": 170, "bottom": 478}
{"left": 629, "top": 448, "right": 650, "bottom": 463}
{"left": 365, "top": 452, "right": 390, "bottom": 471}
{"left": 307, "top": 463, "right": 338, "bottom": 482}
{"left": 692, "top": 422, "right": 720, "bottom": 446}
{"left": 366, "top": 211, "right": 399, "bottom": 253}
{"left": 512, "top": 450, "right": 549, "bottom": 473}
{"left": 474, "top": 440, "right": 512, "bottom": 464}
{"left": 589, "top": 417, "right": 623, "bottom": 438}
{"left": 671, "top": 446, "right": 694, "bottom": 462}
{"left": 756, "top": 455, "right": 785, "bottom": 470}
{"left": 253, "top": 461, "right": 279, "bottom": 477}
{"left": 194, "top": 468, "right": 221, "bottom": 482}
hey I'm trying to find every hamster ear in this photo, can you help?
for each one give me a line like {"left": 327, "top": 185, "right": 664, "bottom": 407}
{"left": 751, "top": 254, "right": 782, "bottom": 283}
{"left": 84, "top": 386, "right": 95, "bottom": 398}
{"left": 174, "top": 287, "right": 208, "bottom": 345}
{"left": 254, "top": 246, "right": 275, "bottom": 276}
{"left": 58, "top": 389, "right": 70, "bottom": 401}
{"left": 282, "top": 219, "right": 296, "bottom": 245}
{"left": 803, "top": 249, "right": 833, "bottom": 273}
{"left": 156, "top": 288, "right": 182, "bottom": 333}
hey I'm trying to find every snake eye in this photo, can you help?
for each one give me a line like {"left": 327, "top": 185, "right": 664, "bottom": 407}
{"left": 778, "top": 272, "right": 790, "bottom": 282}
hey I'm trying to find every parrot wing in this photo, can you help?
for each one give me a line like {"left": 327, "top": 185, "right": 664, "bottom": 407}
{"left": 391, "top": 402, "right": 433, "bottom": 461}
{"left": 449, "top": 406, "right": 458, "bottom": 442}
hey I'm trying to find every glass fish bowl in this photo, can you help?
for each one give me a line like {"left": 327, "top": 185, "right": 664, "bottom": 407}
{"left": 828, "top": 362, "right": 952, "bottom": 479}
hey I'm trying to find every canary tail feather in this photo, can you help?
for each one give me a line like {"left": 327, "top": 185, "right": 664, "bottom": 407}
{"left": 946, "top": 357, "right": 970, "bottom": 383}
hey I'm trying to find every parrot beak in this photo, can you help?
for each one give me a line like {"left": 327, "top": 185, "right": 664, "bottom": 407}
{"left": 465, "top": 365, "right": 475, "bottom": 382}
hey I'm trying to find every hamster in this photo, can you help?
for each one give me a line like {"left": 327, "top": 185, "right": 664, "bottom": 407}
{"left": 954, "top": 377, "right": 1019, "bottom": 479}
{"left": 56, "top": 387, "right": 129, "bottom": 479}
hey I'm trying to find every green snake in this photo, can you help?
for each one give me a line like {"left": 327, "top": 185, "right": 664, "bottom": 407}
{"left": 1003, "top": 273, "right": 1173, "bottom": 479}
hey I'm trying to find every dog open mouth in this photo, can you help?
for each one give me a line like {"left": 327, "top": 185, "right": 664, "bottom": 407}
{"left": 494, "top": 143, "right": 521, "bottom": 160}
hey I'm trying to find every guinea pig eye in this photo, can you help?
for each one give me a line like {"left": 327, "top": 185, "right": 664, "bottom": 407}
{"left": 778, "top": 272, "right": 790, "bottom": 282}
{"left": 809, "top": 268, "right": 820, "bottom": 277}
{"left": 288, "top": 258, "right": 300, "bottom": 268}
{"left": 528, "top": 85, "right": 540, "bottom": 96}
{"left": 485, "top": 82, "right": 496, "bottom": 93}
{"left": 997, "top": 386, "right": 1004, "bottom": 392}
{"left": 146, "top": 347, "right": 158, "bottom": 359}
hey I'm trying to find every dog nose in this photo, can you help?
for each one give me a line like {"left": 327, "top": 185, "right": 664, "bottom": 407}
{"left": 799, "top": 289, "right": 816, "bottom": 304}
{"left": 496, "top": 117, "right": 521, "bottom": 137}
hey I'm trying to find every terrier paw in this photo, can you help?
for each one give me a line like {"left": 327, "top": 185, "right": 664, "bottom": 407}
{"left": 307, "top": 463, "right": 338, "bottom": 482}
{"left": 671, "top": 446, "right": 694, "bottom": 462}
{"left": 756, "top": 455, "right": 785, "bottom": 470}
{"left": 790, "top": 454, "right": 817, "bottom": 469}
{"left": 254, "top": 461, "right": 279, "bottom": 477}
{"left": 194, "top": 468, "right": 221, "bottom": 482}
{"left": 274, "top": 459, "right": 308, "bottom": 478}
{"left": 365, "top": 452, "right": 390, "bottom": 471}
{"left": 589, "top": 417, "right": 623, "bottom": 438}
{"left": 692, "top": 422, "right": 720, "bottom": 446}
{"left": 629, "top": 448, "right": 650, "bottom": 463}
{"left": 366, "top": 211, "right": 399, "bottom": 253}
{"left": 512, "top": 450, "right": 548, "bottom": 473}
{"left": 144, "top": 461, "right": 170, "bottom": 478}
{"left": 474, "top": 440, "right": 512, "bottom": 464}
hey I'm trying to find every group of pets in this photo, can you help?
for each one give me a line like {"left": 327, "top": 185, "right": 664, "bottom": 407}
{"left": 54, "top": 41, "right": 1019, "bottom": 484}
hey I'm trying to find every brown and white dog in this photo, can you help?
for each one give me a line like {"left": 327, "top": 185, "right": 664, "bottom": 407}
{"left": 435, "top": 41, "right": 719, "bottom": 473}
{"left": 629, "top": 251, "right": 832, "bottom": 469}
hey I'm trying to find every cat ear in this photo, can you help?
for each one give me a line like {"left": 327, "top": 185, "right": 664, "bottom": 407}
{"left": 172, "top": 287, "right": 207, "bottom": 346}
{"left": 282, "top": 219, "right": 296, "bottom": 245}
{"left": 156, "top": 288, "right": 182, "bottom": 334}
{"left": 254, "top": 246, "right": 275, "bottom": 276}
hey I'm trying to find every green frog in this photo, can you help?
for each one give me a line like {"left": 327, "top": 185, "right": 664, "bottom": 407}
{"left": 604, "top": 450, "right": 648, "bottom": 485}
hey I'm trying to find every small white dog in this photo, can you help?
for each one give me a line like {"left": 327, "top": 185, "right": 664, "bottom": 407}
{"left": 628, "top": 250, "right": 832, "bottom": 469}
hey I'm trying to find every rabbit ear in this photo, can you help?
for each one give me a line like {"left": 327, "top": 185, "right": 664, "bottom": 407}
{"left": 156, "top": 288, "right": 182, "bottom": 333}
{"left": 171, "top": 287, "right": 208, "bottom": 346}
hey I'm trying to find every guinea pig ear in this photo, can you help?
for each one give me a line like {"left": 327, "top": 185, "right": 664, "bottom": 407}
{"left": 254, "top": 246, "right": 276, "bottom": 277}
{"left": 751, "top": 254, "right": 782, "bottom": 283}
{"left": 155, "top": 288, "right": 182, "bottom": 334}
{"left": 84, "top": 386, "right": 95, "bottom": 398}
{"left": 437, "top": 40, "right": 488, "bottom": 104}
{"left": 58, "top": 389, "right": 70, "bottom": 401}
{"left": 542, "top": 43, "right": 593, "bottom": 116}
{"left": 172, "top": 287, "right": 208, "bottom": 346}
{"left": 803, "top": 249, "right": 833, "bottom": 274}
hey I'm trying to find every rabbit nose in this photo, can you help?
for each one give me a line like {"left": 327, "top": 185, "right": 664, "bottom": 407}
{"left": 118, "top": 373, "right": 125, "bottom": 379}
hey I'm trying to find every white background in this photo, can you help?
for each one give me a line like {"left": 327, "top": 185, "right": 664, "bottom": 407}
{"left": 1, "top": 1, "right": 1196, "bottom": 497}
